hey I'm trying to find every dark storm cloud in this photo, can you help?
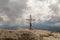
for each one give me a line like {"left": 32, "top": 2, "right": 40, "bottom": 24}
{"left": 0, "top": 0, "right": 9, "bottom": 24}
{"left": 48, "top": 2, "right": 60, "bottom": 24}
{"left": 0, "top": 0, "right": 60, "bottom": 27}
{"left": 0, "top": 0, "right": 27, "bottom": 25}
{"left": 0, "top": 0, "right": 27, "bottom": 18}
{"left": 0, "top": 0, "right": 8, "bottom": 9}
{"left": 0, "top": 17, "right": 3, "bottom": 22}
{"left": 49, "top": 4, "right": 59, "bottom": 14}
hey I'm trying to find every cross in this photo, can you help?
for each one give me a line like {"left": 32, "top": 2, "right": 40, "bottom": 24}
{"left": 26, "top": 14, "right": 35, "bottom": 30}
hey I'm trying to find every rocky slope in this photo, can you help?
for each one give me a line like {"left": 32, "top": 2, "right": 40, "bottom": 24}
{"left": 0, "top": 29, "right": 60, "bottom": 40}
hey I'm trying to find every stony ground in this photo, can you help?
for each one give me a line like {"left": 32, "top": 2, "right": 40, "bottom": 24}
{"left": 0, "top": 29, "right": 60, "bottom": 40}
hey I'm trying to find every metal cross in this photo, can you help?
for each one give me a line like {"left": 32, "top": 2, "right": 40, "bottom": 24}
{"left": 26, "top": 14, "right": 35, "bottom": 30}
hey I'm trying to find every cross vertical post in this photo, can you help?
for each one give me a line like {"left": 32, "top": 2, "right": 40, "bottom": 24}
{"left": 26, "top": 14, "right": 35, "bottom": 30}
{"left": 29, "top": 14, "right": 32, "bottom": 30}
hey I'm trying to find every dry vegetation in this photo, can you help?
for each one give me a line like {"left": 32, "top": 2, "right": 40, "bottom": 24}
{"left": 0, "top": 29, "right": 60, "bottom": 40}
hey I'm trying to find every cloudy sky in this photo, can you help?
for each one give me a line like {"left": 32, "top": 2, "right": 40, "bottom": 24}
{"left": 0, "top": 0, "right": 60, "bottom": 27}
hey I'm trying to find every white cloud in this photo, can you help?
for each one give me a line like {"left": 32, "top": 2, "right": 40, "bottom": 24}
{"left": 0, "top": 12, "right": 10, "bottom": 22}
{"left": 21, "top": 0, "right": 60, "bottom": 27}
{"left": 23, "top": 0, "right": 52, "bottom": 22}
{"left": 0, "top": 0, "right": 60, "bottom": 27}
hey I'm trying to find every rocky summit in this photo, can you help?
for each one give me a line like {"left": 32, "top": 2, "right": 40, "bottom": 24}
{"left": 0, "top": 29, "right": 60, "bottom": 40}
